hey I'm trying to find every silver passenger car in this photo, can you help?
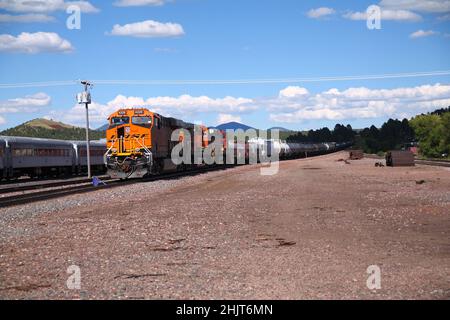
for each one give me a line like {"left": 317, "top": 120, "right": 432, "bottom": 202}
{"left": 71, "top": 140, "right": 106, "bottom": 174}
{"left": 0, "top": 138, "right": 6, "bottom": 179}
{"left": 1, "top": 136, "right": 74, "bottom": 178}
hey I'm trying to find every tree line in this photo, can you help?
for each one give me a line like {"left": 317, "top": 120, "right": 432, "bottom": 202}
{"left": 287, "top": 124, "right": 356, "bottom": 143}
{"left": 286, "top": 107, "right": 450, "bottom": 158}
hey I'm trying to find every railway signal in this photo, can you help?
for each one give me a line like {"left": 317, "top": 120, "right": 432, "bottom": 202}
{"left": 77, "top": 80, "right": 93, "bottom": 178}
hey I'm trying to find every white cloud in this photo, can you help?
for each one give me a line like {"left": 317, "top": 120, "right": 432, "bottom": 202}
{"left": 114, "top": 0, "right": 166, "bottom": 7}
{"left": 410, "top": 29, "right": 437, "bottom": 38}
{"left": 66, "top": 1, "right": 99, "bottom": 13}
{"left": 343, "top": 9, "right": 422, "bottom": 21}
{"left": 50, "top": 94, "right": 255, "bottom": 127}
{"left": 0, "top": 93, "right": 51, "bottom": 113}
{"left": 47, "top": 84, "right": 450, "bottom": 127}
{"left": 268, "top": 83, "right": 450, "bottom": 123}
{"left": 379, "top": 0, "right": 450, "bottom": 13}
{"left": 0, "top": 115, "right": 5, "bottom": 124}
{"left": 0, "top": 32, "right": 73, "bottom": 53}
{"left": 145, "top": 95, "right": 255, "bottom": 114}
{"left": 0, "top": 0, "right": 99, "bottom": 13}
{"left": 279, "top": 86, "right": 309, "bottom": 98}
{"left": 110, "top": 20, "right": 185, "bottom": 38}
{"left": 307, "top": 7, "right": 335, "bottom": 19}
{"left": 216, "top": 113, "right": 242, "bottom": 125}
{"left": 0, "top": 13, "right": 55, "bottom": 23}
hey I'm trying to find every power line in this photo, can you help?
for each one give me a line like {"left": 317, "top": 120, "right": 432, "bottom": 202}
{"left": 0, "top": 70, "right": 449, "bottom": 89}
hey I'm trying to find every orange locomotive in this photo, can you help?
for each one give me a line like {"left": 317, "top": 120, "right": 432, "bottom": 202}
{"left": 105, "top": 108, "right": 209, "bottom": 178}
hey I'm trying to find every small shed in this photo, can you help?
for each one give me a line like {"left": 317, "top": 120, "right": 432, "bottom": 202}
{"left": 349, "top": 150, "right": 364, "bottom": 160}
{"left": 385, "top": 151, "right": 415, "bottom": 167}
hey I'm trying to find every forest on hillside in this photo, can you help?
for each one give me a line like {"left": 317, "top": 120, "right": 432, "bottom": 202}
{"left": 0, "top": 125, "right": 105, "bottom": 141}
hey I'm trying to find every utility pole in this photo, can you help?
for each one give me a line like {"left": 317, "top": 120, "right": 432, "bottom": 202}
{"left": 77, "top": 80, "right": 93, "bottom": 178}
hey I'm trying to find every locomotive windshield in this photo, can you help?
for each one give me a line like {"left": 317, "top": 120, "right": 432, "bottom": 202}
{"left": 110, "top": 117, "right": 130, "bottom": 127}
{"left": 132, "top": 116, "right": 152, "bottom": 128}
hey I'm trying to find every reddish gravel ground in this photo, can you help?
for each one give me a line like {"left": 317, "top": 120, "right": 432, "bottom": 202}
{"left": 0, "top": 151, "right": 449, "bottom": 299}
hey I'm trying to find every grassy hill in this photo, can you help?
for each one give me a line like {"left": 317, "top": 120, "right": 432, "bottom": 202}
{"left": 0, "top": 118, "right": 105, "bottom": 140}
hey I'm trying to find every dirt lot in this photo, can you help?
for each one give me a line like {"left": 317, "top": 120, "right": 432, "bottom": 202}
{"left": 0, "top": 152, "right": 449, "bottom": 299}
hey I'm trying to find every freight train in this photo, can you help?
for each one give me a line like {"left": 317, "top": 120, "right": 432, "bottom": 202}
{"left": 0, "top": 136, "right": 106, "bottom": 180}
{"left": 105, "top": 108, "right": 352, "bottom": 179}
{"left": 0, "top": 109, "right": 352, "bottom": 181}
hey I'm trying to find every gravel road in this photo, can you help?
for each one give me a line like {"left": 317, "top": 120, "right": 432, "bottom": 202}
{"left": 0, "top": 152, "right": 449, "bottom": 299}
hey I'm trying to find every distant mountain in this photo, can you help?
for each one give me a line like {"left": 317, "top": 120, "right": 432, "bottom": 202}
{"left": 268, "top": 126, "right": 291, "bottom": 132}
{"left": 213, "top": 121, "right": 255, "bottom": 131}
{"left": 96, "top": 123, "right": 109, "bottom": 131}
{"left": 0, "top": 118, "right": 105, "bottom": 141}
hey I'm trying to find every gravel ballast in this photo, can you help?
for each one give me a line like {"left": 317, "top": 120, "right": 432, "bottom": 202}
{"left": 0, "top": 152, "right": 449, "bottom": 299}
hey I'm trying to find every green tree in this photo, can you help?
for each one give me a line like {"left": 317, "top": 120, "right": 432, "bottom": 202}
{"left": 439, "top": 112, "right": 450, "bottom": 156}
{"left": 409, "top": 114, "right": 443, "bottom": 158}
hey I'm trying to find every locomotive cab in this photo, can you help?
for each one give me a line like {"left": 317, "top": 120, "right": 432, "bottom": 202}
{"left": 105, "top": 108, "right": 154, "bottom": 179}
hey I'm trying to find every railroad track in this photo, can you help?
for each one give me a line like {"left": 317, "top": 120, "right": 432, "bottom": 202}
{"left": 0, "top": 165, "right": 234, "bottom": 209}
{"left": 0, "top": 175, "right": 111, "bottom": 195}
{"left": 414, "top": 159, "right": 450, "bottom": 167}
{"left": 365, "top": 154, "right": 450, "bottom": 167}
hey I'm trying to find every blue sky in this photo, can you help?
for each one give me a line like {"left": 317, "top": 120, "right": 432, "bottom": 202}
{"left": 0, "top": 0, "right": 449, "bottom": 131}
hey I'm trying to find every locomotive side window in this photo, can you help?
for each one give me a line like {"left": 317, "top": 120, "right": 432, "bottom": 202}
{"left": 132, "top": 116, "right": 152, "bottom": 128}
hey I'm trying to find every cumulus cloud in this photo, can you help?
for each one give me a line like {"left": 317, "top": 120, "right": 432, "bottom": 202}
{"left": 307, "top": 7, "right": 335, "bottom": 19}
{"left": 268, "top": 84, "right": 450, "bottom": 123}
{"left": 0, "top": 32, "right": 73, "bottom": 53}
{"left": 0, "top": 0, "right": 99, "bottom": 13}
{"left": 110, "top": 20, "right": 185, "bottom": 38}
{"left": 379, "top": 0, "right": 450, "bottom": 13}
{"left": 279, "top": 86, "right": 309, "bottom": 98}
{"left": 343, "top": 9, "right": 422, "bottom": 21}
{"left": 145, "top": 95, "right": 255, "bottom": 114}
{"left": 216, "top": 114, "right": 242, "bottom": 125}
{"left": 0, "top": 93, "right": 51, "bottom": 114}
{"left": 48, "top": 84, "right": 450, "bottom": 127}
{"left": 0, "top": 116, "right": 5, "bottom": 125}
{"left": 50, "top": 94, "right": 255, "bottom": 127}
{"left": 114, "top": 0, "right": 166, "bottom": 7}
{"left": 410, "top": 29, "right": 437, "bottom": 38}
{"left": 0, "top": 13, "right": 55, "bottom": 23}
